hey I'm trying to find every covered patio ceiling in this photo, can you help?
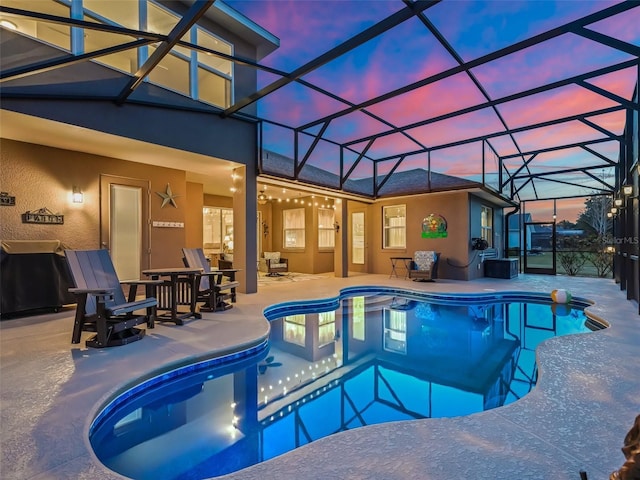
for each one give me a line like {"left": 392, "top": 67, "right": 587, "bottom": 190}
{"left": 1, "top": 0, "right": 638, "bottom": 203}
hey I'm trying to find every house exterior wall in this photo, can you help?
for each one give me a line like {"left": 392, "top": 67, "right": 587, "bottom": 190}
{"left": 1, "top": 138, "right": 195, "bottom": 269}
{"left": 468, "top": 194, "right": 505, "bottom": 280}
{"left": 185, "top": 182, "right": 204, "bottom": 250}
{"left": 366, "top": 192, "right": 471, "bottom": 281}
{"left": 267, "top": 196, "right": 335, "bottom": 274}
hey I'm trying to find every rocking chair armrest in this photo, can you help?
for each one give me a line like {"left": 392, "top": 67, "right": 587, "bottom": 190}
{"left": 68, "top": 287, "right": 116, "bottom": 301}
{"left": 120, "top": 279, "right": 164, "bottom": 286}
{"left": 69, "top": 287, "right": 115, "bottom": 295}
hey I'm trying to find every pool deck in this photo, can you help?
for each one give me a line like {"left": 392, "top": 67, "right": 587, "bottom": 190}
{"left": 1, "top": 273, "right": 638, "bottom": 480}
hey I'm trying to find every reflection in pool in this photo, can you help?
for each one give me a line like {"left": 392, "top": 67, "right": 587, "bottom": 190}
{"left": 90, "top": 289, "right": 598, "bottom": 479}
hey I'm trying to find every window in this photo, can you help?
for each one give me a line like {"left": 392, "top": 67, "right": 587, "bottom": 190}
{"left": 1, "top": 0, "right": 71, "bottom": 51}
{"left": 318, "top": 208, "right": 335, "bottom": 249}
{"left": 283, "top": 208, "right": 305, "bottom": 249}
{"left": 318, "top": 311, "right": 336, "bottom": 347}
{"left": 203, "top": 207, "right": 233, "bottom": 254}
{"left": 283, "top": 314, "right": 305, "bottom": 346}
{"left": 76, "top": 0, "right": 233, "bottom": 107}
{"left": 352, "top": 211, "right": 365, "bottom": 264}
{"left": 481, "top": 206, "right": 493, "bottom": 248}
{"left": 383, "top": 205, "right": 406, "bottom": 249}
{"left": 351, "top": 296, "right": 365, "bottom": 341}
{"left": 383, "top": 309, "right": 407, "bottom": 354}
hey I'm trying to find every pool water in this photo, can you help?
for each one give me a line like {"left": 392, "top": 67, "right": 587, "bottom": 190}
{"left": 90, "top": 289, "right": 597, "bottom": 479}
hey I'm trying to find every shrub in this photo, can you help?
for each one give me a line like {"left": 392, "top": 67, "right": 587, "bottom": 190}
{"left": 587, "top": 250, "right": 613, "bottom": 278}
{"left": 558, "top": 250, "right": 588, "bottom": 275}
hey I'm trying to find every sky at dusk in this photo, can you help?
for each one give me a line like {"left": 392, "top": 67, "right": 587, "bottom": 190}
{"left": 225, "top": 0, "right": 639, "bottom": 221}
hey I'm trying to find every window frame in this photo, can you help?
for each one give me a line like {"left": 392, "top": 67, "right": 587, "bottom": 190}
{"left": 76, "top": 0, "right": 234, "bottom": 107}
{"left": 481, "top": 205, "right": 493, "bottom": 248}
{"left": 382, "top": 204, "right": 406, "bottom": 249}
{"left": 317, "top": 207, "right": 335, "bottom": 250}
{"left": 283, "top": 207, "right": 306, "bottom": 250}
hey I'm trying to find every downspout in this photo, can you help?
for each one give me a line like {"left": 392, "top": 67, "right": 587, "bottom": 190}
{"left": 504, "top": 204, "right": 520, "bottom": 260}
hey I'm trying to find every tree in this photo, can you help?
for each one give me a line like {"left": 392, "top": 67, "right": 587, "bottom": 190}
{"left": 556, "top": 219, "right": 576, "bottom": 230}
{"left": 576, "top": 195, "right": 612, "bottom": 238}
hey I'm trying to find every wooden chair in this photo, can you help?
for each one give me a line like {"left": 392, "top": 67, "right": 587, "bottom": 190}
{"left": 263, "top": 251, "right": 288, "bottom": 276}
{"left": 408, "top": 251, "right": 440, "bottom": 282}
{"left": 182, "top": 248, "right": 239, "bottom": 312}
{"left": 65, "top": 249, "right": 159, "bottom": 348}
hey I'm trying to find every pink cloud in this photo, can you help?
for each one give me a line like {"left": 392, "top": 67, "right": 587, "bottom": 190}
{"left": 406, "top": 108, "right": 506, "bottom": 148}
{"left": 587, "top": 5, "right": 640, "bottom": 44}
{"left": 366, "top": 72, "right": 487, "bottom": 127}
{"left": 513, "top": 120, "right": 609, "bottom": 153}
{"left": 471, "top": 32, "right": 633, "bottom": 99}
{"left": 585, "top": 66, "right": 639, "bottom": 104}
{"left": 497, "top": 84, "right": 621, "bottom": 129}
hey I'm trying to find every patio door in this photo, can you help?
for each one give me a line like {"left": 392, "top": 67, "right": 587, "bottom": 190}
{"left": 100, "top": 175, "right": 150, "bottom": 281}
{"left": 523, "top": 221, "right": 556, "bottom": 275}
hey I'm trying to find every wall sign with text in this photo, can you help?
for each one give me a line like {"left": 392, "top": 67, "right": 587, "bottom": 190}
{"left": 21, "top": 207, "right": 64, "bottom": 225}
{"left": 0, "top": 192, "right": 16, "bottom": 206}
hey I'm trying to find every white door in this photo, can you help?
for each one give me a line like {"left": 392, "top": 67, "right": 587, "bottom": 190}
{"left": 100, "top": 175, "right": 150, "bottom": 280}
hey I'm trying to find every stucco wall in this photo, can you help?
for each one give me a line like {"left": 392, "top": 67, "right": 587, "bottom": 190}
{"left": 266, "top": 195, "right": 336, "bottom": 274}
{"left": 366, "top": 192, "right": 471, "bottom": 280}
{"left": 0, "top": 139, "right": 195, "bottom": 269}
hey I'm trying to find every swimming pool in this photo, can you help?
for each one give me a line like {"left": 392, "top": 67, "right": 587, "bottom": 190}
{"left": 89, "top": 287, "right": 600, "bottom": 479}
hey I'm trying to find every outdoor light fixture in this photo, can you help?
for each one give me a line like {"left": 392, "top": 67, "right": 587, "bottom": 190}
{"left": 607, "top": 212, "right": 613, "bottom": 218}
{"left": 72, "top": 186, "right": 84, "bottom": 203}
{"left": 0, "top": 20, "right": 18, "bottom": 30}
{"left": 610, "top": 207, "right": 618, "bottom": 215}
{"left": 622, "top": 184, "right": 634, "bottom": 196}
{"left": 614, "top": 198, "right": 623, "bottom": 207}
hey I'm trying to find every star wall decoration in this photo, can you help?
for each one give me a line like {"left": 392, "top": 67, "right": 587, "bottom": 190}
{"left": 156, "top": 183, "right": 179, "bottom": 208}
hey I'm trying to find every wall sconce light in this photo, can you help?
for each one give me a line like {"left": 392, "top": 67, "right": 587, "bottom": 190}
{"left": 622, "top": 184, "right": 634, "bottom": 196}
{"left": 0, "top": 20, "right": 18, "bottom": 30}
{"left": 72, "top": 186, "right": 84, "bottom": 203}
{"left": 610, "top": 207, "right": 618, "bottom": 215}
{"left": 607, "top": 212, "right": 613, "bottom": 218}
{"left": 614, "top": 198, "right": 623, "bottom": 207}
{"left": 262, "top": 221, "right": 269, "bottom": 237}
{"left": 334, "top": 221, "right": 340, "bottom": 233}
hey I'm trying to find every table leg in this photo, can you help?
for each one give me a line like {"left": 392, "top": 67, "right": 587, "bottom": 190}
{"left": 188, "top": 274, "right": 202, "bottom": 319}
{"left": 390, "top": 259, "right": 398, "bottom": 278}
{"left": 169, "top": 274, "right": 183, "bottom": 326}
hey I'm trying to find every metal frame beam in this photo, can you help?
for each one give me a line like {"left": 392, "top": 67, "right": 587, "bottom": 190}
{"left": 115, "top": 0, "right": 215, "bottom": 104}
{"left": 222, "top": 0, "right": 440, "bottom": 117}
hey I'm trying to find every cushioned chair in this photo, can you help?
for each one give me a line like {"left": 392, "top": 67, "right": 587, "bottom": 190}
{"left": 65, "top": 249, "right": 159, "bottom": 348}
{"left": 408, "top": 251, "right": 440, "bottom": 282}
{"left": 182, "top": 248, "right": 239, "bottom": 312}
{"left": 263, "top": 251, "right": 288, "bottom": 276}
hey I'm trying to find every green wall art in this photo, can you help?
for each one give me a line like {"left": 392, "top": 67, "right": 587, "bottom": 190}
{"left": 422, "top": 213, "right": 447, "bottom": 238}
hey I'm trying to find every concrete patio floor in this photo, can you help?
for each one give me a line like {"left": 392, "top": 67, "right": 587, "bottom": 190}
{"left": 1, "top": 272, "right": 638, "bottom": 480}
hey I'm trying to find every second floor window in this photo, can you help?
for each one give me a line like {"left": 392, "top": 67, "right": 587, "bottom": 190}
{"left": 283, "top": 208, "right": 305, "bottom": 249}
{"left": 383, "top": 205, "right": 406, "bottom": 249}
{"left": 11, "top": 0, "right": 234, "bottom": 109}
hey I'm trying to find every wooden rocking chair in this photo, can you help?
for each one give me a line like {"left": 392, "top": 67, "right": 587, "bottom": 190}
{"left": 65, "top": 249, "right": 159, "bottom": 348}
{"left": 182, "top": 248, "right": 239, "bottom": 312}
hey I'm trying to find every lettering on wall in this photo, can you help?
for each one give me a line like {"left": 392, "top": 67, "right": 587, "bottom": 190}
{"left": 0, "top": 192, "right": 16, "bottom": 206}
{"left": 21, "top": 207, "right": 64, "bottom": 225}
